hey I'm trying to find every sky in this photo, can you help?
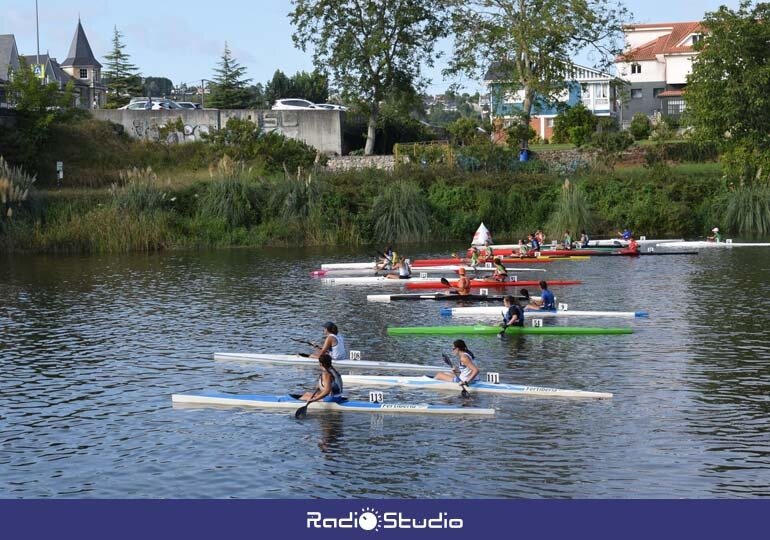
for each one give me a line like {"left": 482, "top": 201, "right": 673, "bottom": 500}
{"left": 2, "top": 0, "right": 743, "bottom": 96}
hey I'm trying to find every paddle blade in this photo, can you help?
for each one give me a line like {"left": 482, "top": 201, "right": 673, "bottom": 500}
{"left": 294, "top": 404, "right": 309, "bottom": 419}
{"left": 440, "top": 277, "right": 451, "bottom": 287}
{"left": 441, "top": 353, "right": 453, "bottom": 367}
{"left": 460, "top": 385, "right": 470, "bottom": 398}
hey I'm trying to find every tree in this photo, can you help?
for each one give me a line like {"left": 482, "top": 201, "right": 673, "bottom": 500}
{"left": 629, "top": 112, "right": 651, "bottom": 140}
{"left": 446, "top": 1, "right": 628, "bottom": 141}
{"left": 103, "top": 26, "right": 142, "bottom": 108}
{"left": 208, "top": 43, "right": 252, "bottom": 109}
{"left": 291, "top": 0, "right": 450, "bottom": 154}
{"left": 142, "top": 77, "right": 174, "bottom": 97}
{"left": 264, "top": 70, "right": 292, "bottom": 105}
{"left": 448, "top": 117, "right": 484, "bottom": 146}
{"left": 290, "top": 70, "right": 329, "bottom": 104}
{"left": 685, "top": 1, "right": 770, "bottom": 233}
{"left": 552, "top": 103, "right": 597, "bottom": 144}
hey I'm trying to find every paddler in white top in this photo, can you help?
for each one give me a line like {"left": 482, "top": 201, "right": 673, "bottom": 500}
{"left": 386, "top": 257, "right": 411, "bottom": 279}
{"left": 434, "top": 339, "right": 479, "bottom": 384}
{"left": 299, "top": 353, "right": 344, "bottom": 403}
{"left": 311, "top": 321, "right": 347, "bottom": 361}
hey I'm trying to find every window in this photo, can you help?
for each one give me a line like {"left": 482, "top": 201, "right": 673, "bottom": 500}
{"left": 653, "top": 88, "right": 665, "bottom": 98}
{"left": 692, "top": 34, "right": 703, "bottom": 46}
{"left": 631, "top": 88, "right": 643, "bottom": 99}
{"left": 631, "top": 63, "right": 642, "bottom": 74}
{"left": 667, "top": 98, "right": 685, "bottom": 116}
{"left": 79, "top": 68, "right": 88, "bottom": 79}
{"left": 546, "top": 118, "right": 555, "bottom": 128}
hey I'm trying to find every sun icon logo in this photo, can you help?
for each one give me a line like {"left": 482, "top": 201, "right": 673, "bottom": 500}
{"left": 357, "top": 507, "right": 382, "bottom": 532}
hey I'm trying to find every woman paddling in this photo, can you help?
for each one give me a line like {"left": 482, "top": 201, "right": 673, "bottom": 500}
{"left": 311, "top": 321, "right": 347, "bottom": 361}
{"left": 299, "top": 353, "right": 345, "bottom": 404}
{"left": 434, "top": 339, "right": 479, "bottom": 385}
{"left": 386, "top": 257, "right": 411, "bottom": 279}
{"left": 492, "top": 257, "right": 508, "bottom": 282}
{"left": 456, "top": 267, "right": 472, "bottom": 295}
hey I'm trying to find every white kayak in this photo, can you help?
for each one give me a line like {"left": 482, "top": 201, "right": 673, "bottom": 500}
{"left": 441, "top": 306, "right": 649, "bottom": 318}
{"left": 342, "top": 375, "right": 613, "bottom": 399}
{"left": 654, "top": 240, "right": 770, "bottom": 248}
{"left": 368, "top": 293, "right": 542, "bottom": 303}
{"left": 322, "top": 276, "right": 437, "bottom": 285}
{"left": 477, "top": 238, "right": 679, "bottom": 250}
{"left": 214, "top": 352, "right": 446, "bottom": 373}
{"left": 321, "top": 262, "right": 379, "bottom": 270}
{"left": 172, "top": 392, "right": 495, "bottom": 415}
{"left": 313, "top": 265, "right": 546, "bottom": 277}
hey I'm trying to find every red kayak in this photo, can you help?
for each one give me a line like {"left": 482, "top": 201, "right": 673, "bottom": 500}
{"left": 406, "top": 279, "right": 582, "bottom": 290}
{"left": 469, "top": 247, "right": 638, "bottom": 257}
{"left": 412, "top": 257, "right": 554, "bottom": 267}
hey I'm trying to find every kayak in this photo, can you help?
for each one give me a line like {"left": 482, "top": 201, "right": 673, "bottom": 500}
{"left": 531, "top": 248, "right": 638, "bottom": 257}
{"left": 654, "top": 240, "right": 770, "bottom": 248}
{"left": 171, "top": 392, "right": 496, "bottom": 415}
{"left": 387, "top": 325, "right": 633, "bottom": 335}
{"left": 214, "top": 352, "right": 446, "bottom": 373}
{"left": 471, "top": 238, "right": 680, "bottom": 250}
{"left": 322, "top": 276, "right": 440, "bottom": 285}
{"left": 367, "top": 293, "right": 540, "bottom": 303}
{"left": 312, "top": 265, "right": 547, "bottom": 277}
{"left": 441, "top": 306, "right": 649, "bottom": 318}
{"left": 405, "top": 279, "right": 581, "bottom": 290}
{"left": 412, "top": 257, "right": 556, "bottom": 266}
{"left": 342, "top": 375, "right": 613, "bottom": 399}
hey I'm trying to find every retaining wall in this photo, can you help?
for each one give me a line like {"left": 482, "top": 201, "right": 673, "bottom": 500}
{"left": 92, "top": 108, "right": 343, "bottom": 155}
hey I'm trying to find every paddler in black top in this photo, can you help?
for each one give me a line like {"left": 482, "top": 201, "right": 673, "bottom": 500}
{"left": 501, "top": 295, "right": 524, "bottom": 328}
{"left": 299, "top": 353, "right": 344, "bottom": 404}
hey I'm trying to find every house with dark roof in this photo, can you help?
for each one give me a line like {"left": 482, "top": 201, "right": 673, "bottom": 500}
{"left": 59, "top": 19, "right": 106, "bottom": 108}
{"left": 615, "top": 21, "right": 706, "bottom": 124}
{"left": 0, "top": 34, "right": 21, "bottom": 106}
{"left": 484, "top": 62, "right": 619, "bottom": 141}
{"left": 20, "top": 54, "right": 74, "bottom": 90}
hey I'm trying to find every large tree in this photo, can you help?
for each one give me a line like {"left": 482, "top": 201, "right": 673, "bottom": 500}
{"left": 103, "top": 26, "right": 142, "bottom": 108}
{"left": 686, "top": 1, "right": 770, "bottom": 233}
{"left": 446, "top": 0, "right": 628, "bottom": 137}
{"left": 208, "top": 43, "right": 251, "bottom": 109}
{"left": 290, "top": 0, "right": 450, "bottom": 154}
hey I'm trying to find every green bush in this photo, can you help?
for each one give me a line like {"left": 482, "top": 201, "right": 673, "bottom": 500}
{"left": 370, "top": 181, "right": 430, "bottom": 243}
{"left": 552, "top": 104, "right": 597, "bottom": 144}
{"left": 198, "top": 177, "right": 264, "bottom": 228}
{"left": 629, "top": 113, "right": 651, "bottom": 140}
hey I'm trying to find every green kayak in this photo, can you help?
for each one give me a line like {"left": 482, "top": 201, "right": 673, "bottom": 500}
{"left": 387, "top": 325, "right": 633, "bottom": 336}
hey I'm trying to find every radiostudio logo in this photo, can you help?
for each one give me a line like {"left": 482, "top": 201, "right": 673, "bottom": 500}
{"left": 306, "top": 506, "right": 464, "bottom": 531}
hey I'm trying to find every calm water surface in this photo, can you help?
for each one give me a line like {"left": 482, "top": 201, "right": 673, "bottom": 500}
{"left": 1, "top": 245, "right": 769, "bottom": 498}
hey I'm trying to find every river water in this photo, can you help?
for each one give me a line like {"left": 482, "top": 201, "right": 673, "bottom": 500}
{"left": 1, "top": 245, "right": 769, "bottom": 498}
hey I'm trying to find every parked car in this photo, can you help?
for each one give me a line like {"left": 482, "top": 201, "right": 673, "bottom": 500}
{"left": 118, "top": 99, "right": 182, "bottom": 110}
{"left": 177, "top": 102, "right": 202, "bottom": 110}
{"left": 314, "top": 103, "right": 348, "bottom": 111}
{"left": 271, "top": 98, "right": 317, "bottom": 110}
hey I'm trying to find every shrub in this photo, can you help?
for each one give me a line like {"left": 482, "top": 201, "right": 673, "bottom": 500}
{"left": 198, "top": 176, "right": 264, "bottom": 228}
{"left": 0, "top": 156, "right": 36, "bottom": 219}
{"left": 725, "top": 183, "right": 770, "bottom": 235}
{"left": 552, "top": 103, "right": 597, "bottom": 144}
{"left": 370, "top": 181, "right": 430, "bottom": 243}
{"left": 629, "top": 113, "right": 651, "bottom": 140}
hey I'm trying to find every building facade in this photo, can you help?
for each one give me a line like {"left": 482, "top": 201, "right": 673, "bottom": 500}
{"left": 484, "top": 63, "right": 618, "bottom": 141}
{"left": 0, "top": 34, "right": 21, "bottom": 106}
{"left": 615, "top": 21, "right": 705, "bottom": 126}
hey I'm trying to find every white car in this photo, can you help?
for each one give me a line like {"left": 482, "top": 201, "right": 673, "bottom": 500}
{"left": 118, "top": 100, "right": 182, "bottom": 110}
{"left": 314, "top": 103, "right": 348, "bottom": 111}
{"left": 177, "top": 102, "right": 202, "bottom": 110}
{"left": 271, "top": 98, "right": 317, "bottom": 110}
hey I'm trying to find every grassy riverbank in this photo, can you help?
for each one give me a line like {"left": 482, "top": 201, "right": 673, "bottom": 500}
{"left": 1, "top": 159, "right": 725, "bottom": 254}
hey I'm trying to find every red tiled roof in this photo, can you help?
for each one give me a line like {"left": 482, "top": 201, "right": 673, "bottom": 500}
{"left": 618, "top": 21, "right": 706, "bottom": 62}
{"left": 657, "top": 89, "right": 683, "bottom": 97}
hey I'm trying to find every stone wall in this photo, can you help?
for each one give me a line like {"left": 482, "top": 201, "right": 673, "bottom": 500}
{"left": 324, "top": 155, "right": 396, "bottom": 172}
{"left": 92, "top": 108, "right": 343, "bottom": 155}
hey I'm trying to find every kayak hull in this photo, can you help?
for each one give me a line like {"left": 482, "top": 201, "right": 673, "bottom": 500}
{"left": 441, "top": 307, "right": 648, "bottom": 318}
{"left": 342, "top": 375, "right": 613, "bottom": 399}
{"left": 367, "top": 293, "right": 539, "bottom": 303}
{"left": 214, "top": 352, "right": 445, "bottom": 373}
{"left": 654, "top": 241, "right": 770, "bottom": 248}
{"left": 172, "top": 392, "right": 495, "bottom": 415}
{"left": 405, "top": 279, "right": 581, "bottom": 290}
{"left": 387, "top": 325, "right": 633, "bottom": 336}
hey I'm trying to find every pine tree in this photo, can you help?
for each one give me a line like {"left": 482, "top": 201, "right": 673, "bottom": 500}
{"left": 208, "top": 43, "right": 251, "bottom": 109}
{"left": 103, "top": 26, "right": 141, "bottom": 108}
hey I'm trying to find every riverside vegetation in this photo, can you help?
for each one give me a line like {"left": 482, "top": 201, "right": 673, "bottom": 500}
{"left": 0, "top": 116, "right": 740, "bottom": 254}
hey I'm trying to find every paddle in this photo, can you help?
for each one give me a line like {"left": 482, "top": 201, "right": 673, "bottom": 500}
{"left": 440, "top": 277, "right": 459, "bottom": 294}
{"left": 294, "top": 388, "right": 318, "bottom": 419}
{"left": 498, "top": 312, "right": 508, "bottom": 338}
{"left": 290, "top": 337, "right": 321, "bottom": 349}
{"left": 442, "top": 353, "right": 470, "bottom": 398}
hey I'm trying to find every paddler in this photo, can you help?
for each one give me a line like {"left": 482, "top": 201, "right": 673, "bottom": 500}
{"left": 311, "top": 321, "right": 347, "bottom": 361}
{"left": 501, "top": 295, "right": 524, "bottom": 328}
{"left": 469, "top": 246, "right": 480, "bottom": 268}
{"left": 526, "top": 280, "right": 555, "bottom": 311}
{"left": 298, "top": 353, "right": 345, "bottom": 404}
{"left": 708, "top": 227, "right": 722, "bottom": 242}
{"left": 483, "top": 240, "right": 494, "bottom": 261}
{"left": 563, "top": 229, "right": 573, "bottom": 249}
{"left": 579, "top": 230, "right": 590, "bottom": 248}
{"left": 492, "top": 257, "right": 508, "bottom": 282}
{"left": 434, "top": 339, "right": 479, "bottom": 384}
{"left": 516, "top": 239, "right": 528, "bottom": 258}
{"left": 618, "top": 227, "right": 633, "bottom": 241}
{"left": 386, "top": 257, "right": 411, "bottom": 279}
{"left": 456, "top": 267, "right": 472, "bottom": 295}
{"left": 528, "top": 232, "right": 541, "bottom": 253}
{"left": 376, "top": 245, "right": 395, "bottom": 271}
{"left": 627, "top": 236, "right": 639, "bottom": 253}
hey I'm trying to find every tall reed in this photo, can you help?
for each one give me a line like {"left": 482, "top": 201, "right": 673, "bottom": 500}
{"left": 370, "top": 181, "right": 430, "bottom": 243}
{"left": 724, "top": 183, "right": 770, "bottom": 235}
{"left": 547, "top": 179, "right": 593, "bottom": 239}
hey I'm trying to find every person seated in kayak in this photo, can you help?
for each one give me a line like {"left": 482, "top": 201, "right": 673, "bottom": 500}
{"left": 627, "top": 236, "right": 639, "bottom": 253}
{"left": 483, "top": 241, "right": 494, "bottom": 261}
{"left": 469, "top": 246, "right": 480, "bottom": 269}
{"left": 501, "top": 295, "right": 524, "bottom": 328}
{"left": 456, "top": 267, "right": 472, "bottom": 295}
{"left": 563, "top": 229, "right": 573, "bottom": 250}
{"left": 708, "top": 227, "right": 722, "bottom": 242}
{"left": 535, "top": 229, "right": 545, "bottom": 245}
{"left": 434, "top": 339, "right": 479, "bottom": 385}
{"left": 579, "top": 229, "right": 590, "bottom": 248}
{"left": 492, "top": 257, "right": 508, "bottom": 282}
{"left": 386, "top": 257, "right": 411, "bottom": 279}
{"left": 299, "top": 353, "right": 345, "bottom": 403}
{"left": 526, "top": 280, "right": 555, "bottom": 311}
{"left": 516, "top": 239, "right": 528, "bottom": 258}
{"left": 311, "top": 321, "right": 347, "bottom": 361}
{"left": 528, "top": 233, "right": 541, "bottom": 254}
{"left": 618, "top": 227, "right": 633, "bottom": 241}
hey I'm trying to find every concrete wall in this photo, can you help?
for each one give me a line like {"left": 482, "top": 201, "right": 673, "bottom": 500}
{"left": 92, "top": 108, "right": 343, "bottom": 155}
{"left": 666, "top": 55, "right": 693, "bottom": 85}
